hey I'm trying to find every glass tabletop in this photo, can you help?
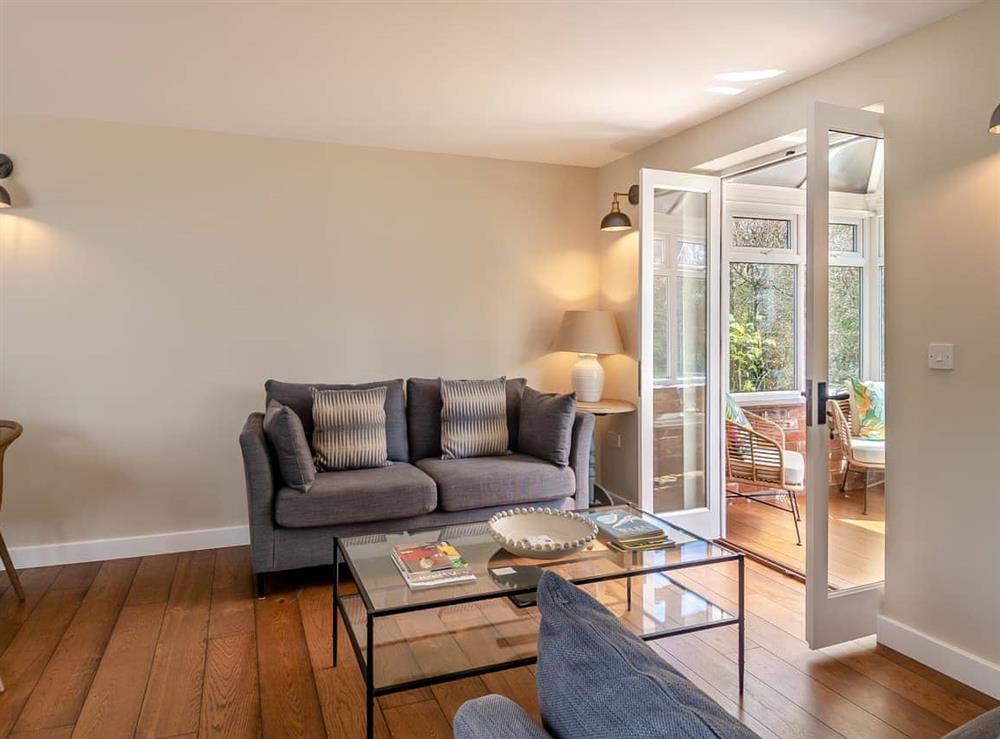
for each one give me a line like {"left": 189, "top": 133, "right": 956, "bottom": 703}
{"left": 337, "top": 504, "right": 738, "bottom": 614}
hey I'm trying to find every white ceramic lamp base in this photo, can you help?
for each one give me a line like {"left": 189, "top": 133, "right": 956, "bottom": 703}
{"left": 571, "top": 353, "right": 604, "bottom": 402}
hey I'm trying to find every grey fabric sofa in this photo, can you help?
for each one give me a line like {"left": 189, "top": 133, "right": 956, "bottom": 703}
{"left": 455, "top": 571, "right": 760, "bottom": 739}
{"left": 239, "top": 377, "right": 594, "bottom": 596}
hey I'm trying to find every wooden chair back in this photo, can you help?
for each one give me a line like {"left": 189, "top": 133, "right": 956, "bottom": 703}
{"left": 827, "top": 399, "right": 854, "bottom": 459}
{"left": 726, "top": 419, "right": 785, "bottom": 487}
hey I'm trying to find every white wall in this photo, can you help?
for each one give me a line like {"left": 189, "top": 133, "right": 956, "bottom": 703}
{"left": 596, "top": 0, "right": 1000, "bottom": 688}
{"left": 0, "top": 116, "right": 598, "bottom": 551}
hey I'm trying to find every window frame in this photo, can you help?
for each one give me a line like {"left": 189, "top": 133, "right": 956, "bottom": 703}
{"left": 722, "top": 183, "right": 882, "bottom": 402}
{"left": 723, "top": 201, "right": 804, "bottom": 402}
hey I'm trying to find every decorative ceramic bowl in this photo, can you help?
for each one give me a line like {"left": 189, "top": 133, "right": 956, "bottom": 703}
{"left": 487, "top": 507, "right": 598, "bottom": 559}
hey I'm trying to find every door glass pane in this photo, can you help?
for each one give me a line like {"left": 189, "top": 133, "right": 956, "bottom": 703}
{"left": 652, "top": 188, "right": 707, "bottom": 514}
{"left": 828, "top": 266, "right": 862, "bottom": 391}
{"left": 728, "top": 263, "right": 796, "bottom": 392}
{"left": 828, "top": 132, "right": 885, "bottom": 591}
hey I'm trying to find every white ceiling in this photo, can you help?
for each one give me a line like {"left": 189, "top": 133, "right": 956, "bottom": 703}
{"left": 1, "top": 0, "right": 976, "bottom": 167}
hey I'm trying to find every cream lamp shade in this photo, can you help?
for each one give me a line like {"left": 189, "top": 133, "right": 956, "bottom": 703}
{"left": 554, "top": 310, "right": 622, "bottom": 402}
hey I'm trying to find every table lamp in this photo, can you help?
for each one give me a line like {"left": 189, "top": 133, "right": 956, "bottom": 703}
{"left": 554, "top": 310, "right": 623, "bottom": 402}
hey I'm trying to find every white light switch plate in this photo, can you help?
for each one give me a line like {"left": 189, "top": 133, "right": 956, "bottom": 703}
{"left": 928, "top": 343, "right": 954, "bottom": 370}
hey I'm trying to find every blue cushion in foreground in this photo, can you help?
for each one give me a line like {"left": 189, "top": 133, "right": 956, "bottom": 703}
{"left": 536, "top": 571, "right": 759, "bottom": 739}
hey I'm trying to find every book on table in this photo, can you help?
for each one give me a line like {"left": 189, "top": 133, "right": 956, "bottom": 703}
{"left": 584, "top": 509, "right": 675, "bottom": 549}
{"left": 391, "top": 541, "right": 476, "bottom": 589}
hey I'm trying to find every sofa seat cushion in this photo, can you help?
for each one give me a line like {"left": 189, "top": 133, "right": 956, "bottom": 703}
{"left": 275, "top": 463, "right": 436, "bottom": 528}
{"left": 850, "top": 438, "right": 885, "bottom": 465}
{"left": 536, "top": 571, "right": 760, "bottom": 739}
{"left": 416, "top": 453, "right": 574, "bottom": 512}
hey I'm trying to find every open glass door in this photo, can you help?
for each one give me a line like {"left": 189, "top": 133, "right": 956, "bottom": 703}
{"left": 640, "top": 168, "right": 723, "bottom": 539}
{"left": 805, "top": 103, "right": 885, "bottom": 648}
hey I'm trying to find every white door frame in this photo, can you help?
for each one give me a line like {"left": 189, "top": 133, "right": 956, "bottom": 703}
{"left": 639, "top": 168, "right": 724, "bottom": 540}
{"left": 805, "top": 102, "right": 884, "bottom": 648}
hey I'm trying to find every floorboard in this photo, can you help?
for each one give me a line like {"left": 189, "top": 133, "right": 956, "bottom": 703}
{"left": 0, "top": 545, "right": 990, "bottom": 739}
{"left": 14, "top": 558, "right": 139, "bottom": 733}
{"left": 134, "top": 549, "right": 214, "bottom": 739}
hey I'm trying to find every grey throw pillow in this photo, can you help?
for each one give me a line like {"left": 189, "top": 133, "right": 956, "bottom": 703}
{"left": 311, "top": 386, "right": 391, "bottom": 471}
{"left": 518, "top": 387, "right": 576, "bottom": 467}
{"left": 440, "top": 377, "right": 509, "bottom": 459}
{"left": 536, "top": 571, "right": 761, "bottom": 739}
{"left": 263, "top": 400, "right": 315, "bottom": 492}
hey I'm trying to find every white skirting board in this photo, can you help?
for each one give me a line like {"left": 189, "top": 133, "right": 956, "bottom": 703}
{"left": 878, "top": 614, "right": 1000, "bottom": 699}
{"left": 0, "top": 525, "right": 251, "bottom": 570}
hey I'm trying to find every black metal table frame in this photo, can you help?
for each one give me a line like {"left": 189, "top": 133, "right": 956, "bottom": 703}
{"left": 332, "top": 536, "right": 745, "bottom": 739}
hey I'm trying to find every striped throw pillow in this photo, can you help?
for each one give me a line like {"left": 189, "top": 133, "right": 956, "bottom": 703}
{"left": 311, "top": 386, "right": 391, "bottom": 471}
{"left": 440, "top": 377, "right": 509, "bottom": 459}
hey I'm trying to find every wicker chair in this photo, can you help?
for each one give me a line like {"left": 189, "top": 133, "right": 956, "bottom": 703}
{"left": 827, "top": 399, "right": 885, "bottom": 515}
{"left": 0, "top": 421, "right": 24, "bottom": 603}
{"left": 725, "top": 410, "right": 804, "bottom": 545}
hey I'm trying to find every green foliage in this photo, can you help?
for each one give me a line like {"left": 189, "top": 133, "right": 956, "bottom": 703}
{"left": 728, "top": 263, "right": 795, "bottom": 392}
{"left": 828, "top": 266, "right": 862, "bottom": 390}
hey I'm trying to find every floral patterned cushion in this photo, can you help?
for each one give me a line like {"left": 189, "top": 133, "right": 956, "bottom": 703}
{"left": 849, "top": 379, "right": 885, "bottom": 440}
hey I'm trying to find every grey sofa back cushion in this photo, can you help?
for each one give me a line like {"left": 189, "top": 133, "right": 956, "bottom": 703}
{"left": 311, "top": 387, "right": 390, "bottom": 472}
{"left": 407, "top": 377, "right": 526, "bottom": 461}
{"left": 536, "top": 571, "right": 760, "bottom": 739}
{"left": 265, "top": 379, "right": 408, "bottom": 462}
{"left": 518, "top": 387, "right": 576, "bottom": 467}
{"left": 263, "top": 400, "right": 316, "bottom": 492}
{"left": 440, "top": 377, "right": 509, "bottom": 459}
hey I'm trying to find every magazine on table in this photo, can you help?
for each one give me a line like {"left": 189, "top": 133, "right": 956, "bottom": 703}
{"left": 391, "top": 541, "right": 477, "bottom": 589}
{"left": 584, "top": 509, "right": 675, "bottom": 549}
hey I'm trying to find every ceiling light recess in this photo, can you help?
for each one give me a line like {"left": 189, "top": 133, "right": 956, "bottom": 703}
{"left": 714, "top": 69, "right": 784, "bottom": 82}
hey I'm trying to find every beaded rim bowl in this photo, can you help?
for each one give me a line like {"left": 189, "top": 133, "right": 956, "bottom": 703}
{"left": 487, "top": 507, "right": 598, "bottom": 559}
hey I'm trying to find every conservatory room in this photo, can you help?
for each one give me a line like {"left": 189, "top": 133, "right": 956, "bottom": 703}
{"left": 650, "top": 129, "right": 887, "bottom": 589}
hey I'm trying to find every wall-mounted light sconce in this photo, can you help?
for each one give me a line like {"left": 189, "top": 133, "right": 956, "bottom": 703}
{"left": 990, "top": 103, "right": 1000, "bottom": 135}
{"left": 0, "top": 155, "right": 13, "bottom": 208}
{"left": 600, "top": 184, "right": 639, "bottom": 232}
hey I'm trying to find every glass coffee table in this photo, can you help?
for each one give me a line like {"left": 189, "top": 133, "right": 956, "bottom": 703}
{"left": 333, "top": 503, "right": 744, "bottom": 739}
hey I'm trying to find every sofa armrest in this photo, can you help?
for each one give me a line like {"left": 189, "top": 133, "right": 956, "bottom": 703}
{"left": 239, "top": 412, "right": 279, "bottom": 576}
{"left": 454, "top": 695, "right": 554, "bottom": 739}
{"left": 570, "top": 411, "right": 595, "bottom": 508}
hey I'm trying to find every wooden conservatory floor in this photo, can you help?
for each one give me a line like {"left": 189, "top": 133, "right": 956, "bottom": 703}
{"left": 0, "top": 543, "right": 994, "bottom": 738}
{"left": 725, "top": 481, "right": 886, "bottom": 589}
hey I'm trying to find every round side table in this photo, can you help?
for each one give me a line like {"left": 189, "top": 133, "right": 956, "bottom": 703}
{"left": 576, "top": 399, "right": 636, "bottom": 505}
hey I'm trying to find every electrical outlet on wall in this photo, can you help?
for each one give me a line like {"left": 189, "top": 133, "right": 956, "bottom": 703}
{"left": 928, "top": 343, "right": 954, "bottom": 370}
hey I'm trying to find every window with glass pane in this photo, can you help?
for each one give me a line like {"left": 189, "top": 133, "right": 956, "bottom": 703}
{"left": 828, "top": 266, "right": 862, "bottom": 390}
{"left": 653, "top": 237, "right": 666, "bottom": 266}
{"left": 877, "top": 265, "right": 885, "bottom": 379}
{"left": 728, "top": 263, "right": 796, "bottom": 392}
{"left": 653, "top": 274, "right": 669, "bottom": 379}
{"left": 678, "top": 275, "right": 707, "bottom": 376}
{"left": 677, "top": 240, "right": 706, "bottom": 267}
{"left": 732, "top": 217, "right": 791, "bottom": 250}
{"left": 829, "top": 222, "right": 858, "bottom": 253}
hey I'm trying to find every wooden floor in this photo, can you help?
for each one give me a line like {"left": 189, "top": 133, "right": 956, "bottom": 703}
{"left": 726, "top": 481, "right": 886, "bottom": 589}
{"left": 0, "top": 546, "right": 993, "bottom": 739}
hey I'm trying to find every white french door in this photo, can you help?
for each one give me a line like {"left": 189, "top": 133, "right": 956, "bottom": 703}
{"left": 805, "top": 102, "right": 885, "bottom": 648}
{"left": 639, "top": 168, "right": 723, "bottom": 540}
